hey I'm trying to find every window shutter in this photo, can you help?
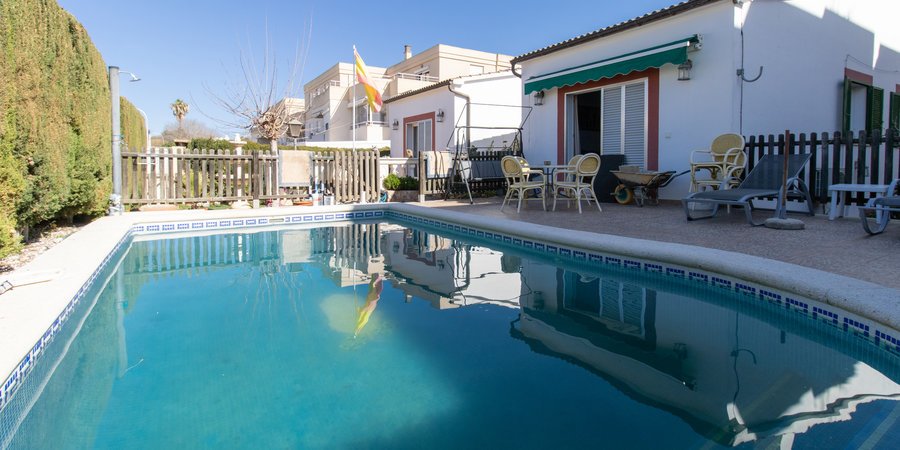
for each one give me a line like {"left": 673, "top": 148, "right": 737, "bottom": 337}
{"left": 868, "top": 86, "right": 884, "bottom": 132}
{"left": 889, "top": 93, "right": 900, "bottom": 131}
{"left": 623, "top": 82, "right": 646, "bottom": 167}
{"left": 842, "top": 77, "right": 852, "bottom": 134}
{"left": 601, "top": 86, "right": 622, "bottom": 155}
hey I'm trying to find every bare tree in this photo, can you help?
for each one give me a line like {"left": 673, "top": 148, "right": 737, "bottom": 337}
{"left": 171, "top": 99, "right": 189, "bottom": 129}
{"left": 160, "top": 119, "right": 217, "bottom": 143}
{"left": 205, "top": 19, "right": 312, "bottom": 154}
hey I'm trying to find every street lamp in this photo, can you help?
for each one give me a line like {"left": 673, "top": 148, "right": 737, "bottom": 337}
{"left": 109, "top": 66, "right": 140, "bottom": 215}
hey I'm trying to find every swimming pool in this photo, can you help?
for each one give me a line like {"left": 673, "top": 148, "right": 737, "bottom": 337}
{"left": 1, "top": 212, "right": 899, "bottom": 448}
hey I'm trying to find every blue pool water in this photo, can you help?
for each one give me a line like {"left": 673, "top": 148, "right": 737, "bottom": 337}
{"left": 3, "top": 221, "right": 900, "bottom": 449}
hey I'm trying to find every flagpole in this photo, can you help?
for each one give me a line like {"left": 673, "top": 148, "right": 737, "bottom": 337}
{"left": 352, "top": 45, "right": 357, "bottom": 152}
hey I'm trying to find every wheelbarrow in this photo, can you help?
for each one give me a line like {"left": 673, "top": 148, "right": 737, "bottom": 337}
{"left": 610, "top": 169, "right": 688, "bottom": 206}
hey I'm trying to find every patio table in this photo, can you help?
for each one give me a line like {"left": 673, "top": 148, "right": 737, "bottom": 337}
{"left": 827, "top": 183, "right": 890, "bottom": 220}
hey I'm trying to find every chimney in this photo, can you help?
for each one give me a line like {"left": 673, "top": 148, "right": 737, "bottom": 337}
{"left": 404, "top": 45, "right": 412, "bottom": 60}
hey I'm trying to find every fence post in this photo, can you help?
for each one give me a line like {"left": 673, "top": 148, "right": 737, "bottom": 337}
{"left": 252, "top": 150, "right": 260, "bottom": 208}
{"left": 418, "top": 151, "right": 426, "bottom": 202}
{"left": 375, "top": 149, "right": 381, "bottom": 202}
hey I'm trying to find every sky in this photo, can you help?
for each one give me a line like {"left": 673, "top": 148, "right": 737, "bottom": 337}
{"left": 57, "top": 0, "right": 679, "bottom": 137}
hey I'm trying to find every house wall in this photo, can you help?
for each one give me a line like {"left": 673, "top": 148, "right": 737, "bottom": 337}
{"left": 519, "top": 0, "right": 900, "bottom": 199}
{"left": 740, "top": 0, "right": 900, "bottom": 135}
{"left": 520, "top": 1, "right": 737, "bottom": 196}
{"left": 386, "top": 73, "right": 523, "bottom": 157}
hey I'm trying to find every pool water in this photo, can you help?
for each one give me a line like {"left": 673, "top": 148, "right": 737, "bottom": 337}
{"left": 4, "top": 222, "right": 900, "bottom": 449}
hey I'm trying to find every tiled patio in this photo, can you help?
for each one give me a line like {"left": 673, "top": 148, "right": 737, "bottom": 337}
{"left": 418, "top": 197, "right": 900, "bottom": 290}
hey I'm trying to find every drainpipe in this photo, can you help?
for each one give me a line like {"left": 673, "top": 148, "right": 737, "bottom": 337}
{"left": 447, "top": 81, "right": 471, "bottom": 150}
{"left": 510, "top": 61, "right": 522, "bottom": 78}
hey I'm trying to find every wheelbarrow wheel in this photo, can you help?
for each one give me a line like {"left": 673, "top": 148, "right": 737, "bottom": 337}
{"left": 613, "top": 184, "right": 634, "bottom": 205}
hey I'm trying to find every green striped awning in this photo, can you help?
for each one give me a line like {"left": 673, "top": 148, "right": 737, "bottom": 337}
{"left": 524, "top": 35, "right": 700, "bottom": 94}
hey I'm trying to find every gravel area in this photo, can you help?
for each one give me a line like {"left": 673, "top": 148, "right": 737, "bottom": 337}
{"left": 0, "top": 226, "right": 82, "bottom": 273}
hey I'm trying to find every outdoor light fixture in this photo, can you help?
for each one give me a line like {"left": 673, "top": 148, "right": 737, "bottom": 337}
{"left": 392, "top": 119, "right": 399, "bottom": 130}
{"left": 436, "top": 109, "right": 444, "bottom": 122}
{"left": 533, "top": 90, "right": 544, "bottom": 106}
{"left": 677, "top": 59, "right": 693, "bottom": 81}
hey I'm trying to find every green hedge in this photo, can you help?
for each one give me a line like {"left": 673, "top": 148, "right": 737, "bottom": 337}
{"left": 0, "top": 0, "right": 144, "bottom": 256}
{"left": 121, "top": 97, "right": 147, "bottom": 152}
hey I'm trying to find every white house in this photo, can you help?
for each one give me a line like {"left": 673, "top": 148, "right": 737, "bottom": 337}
{"left": 384, "top": 71, "right": 525, "bottom": 158}
{"left": 303, "top": 45, "right": 514, "bottom": 149}
{"left": 513, "top": 0, "right": 900, "bottom": 197}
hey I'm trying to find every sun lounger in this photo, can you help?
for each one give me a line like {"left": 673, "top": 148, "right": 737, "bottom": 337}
{"left": 682, "top": 153, "right": 814, "bottom": 226}
{"left": 859, "top": 178, "right": 900, "bottom": 235}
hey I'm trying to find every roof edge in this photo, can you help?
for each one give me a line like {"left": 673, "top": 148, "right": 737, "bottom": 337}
{"left": 510, "top": 0, "right": 723, "bottom": 65}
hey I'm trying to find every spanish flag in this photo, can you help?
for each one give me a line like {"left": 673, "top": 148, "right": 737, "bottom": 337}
{"left": 354, "top": 47, "right": 383, "bottom": 113}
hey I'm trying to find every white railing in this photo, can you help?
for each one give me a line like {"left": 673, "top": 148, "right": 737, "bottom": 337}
{"left": 392, "top": 73, "right": 439, "bottom": 82}
{"left": 353, "top": 120, "right": 387, "bottom": 129}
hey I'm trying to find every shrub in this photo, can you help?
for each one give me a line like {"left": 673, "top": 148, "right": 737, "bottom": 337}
{"left": 398, "top": 176, "right": 419, "bottom": 190}
{"left": 188, "top": 138, "right": 233, "bottom": 151}
{"left": 383, "top": 173, "right": 401, "bottom": 190}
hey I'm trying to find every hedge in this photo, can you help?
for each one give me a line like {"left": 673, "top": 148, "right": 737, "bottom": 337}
{"left": 0, "top": 0, "right": 144, "bottom": 256}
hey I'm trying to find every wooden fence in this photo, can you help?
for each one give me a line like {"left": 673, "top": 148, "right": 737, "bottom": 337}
{"left": 745, "top": 129, "right": 899, "bottom": 206}
{"left": 309, "top": 149, "right": 380, "bottom": 203}
{"left": 120, "top": 148, "right": 282, "bottom": 204}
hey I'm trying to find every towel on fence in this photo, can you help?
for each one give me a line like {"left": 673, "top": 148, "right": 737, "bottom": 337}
{"left": 424, "top": 150, "right": 452, "bottom": 178}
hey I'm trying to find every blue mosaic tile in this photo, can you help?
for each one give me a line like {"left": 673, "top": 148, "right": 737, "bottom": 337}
{"left": 812, "top": 306, "right": 840, "bottom": 325}
{"left": 302, "top": 216, "right": 313, "bottom": 222}
{"left": 605, "top": 257, "right": 622, "bottom": 265}
{"left": 760, "top": 289, "right": 782, "bottom": 304}
{"left": 645, "top": 264, "right": 663, "bottom": 273}
{"left": 314, "top": 215, "right": 324, "bottom": 221}
{"left": 666, "top": 268, "right": 685, "bottom": 278}
{"left": 559, "top": 248, "right": 572, "bottom": 257}
{"left": 146, "top": 225, "right": 160, "bottom": 232}
{"left": 205, "top": 221, "right": 218, "bottom": 228}
{"left": 535, "top": 243, "right": 546, "bottom": 251}
{"left": 218, "top": 221, "right": 231, "bottom": 227}
{"left": 735, "top": 283, "right": 757, "bottom": 296}
{"left": 191, "top": 222, "right": 203, "bottom": 229}
{"left": 711, "top": 276, "right": 732, "bottom": 288}
{"left": 177, "top": 223, "right": 189, "bottom": 230}
{"left": 503, "top": 236, "right": 513, "bottom": 244}
{"left": 843, "top": 318, "right": 870, "bottom": 337}
{"left": 325, "top": 215, "right": 335, "bottom": 220}
{"left": 245, "top": 219, "right": 257, "bottom": 225}
{"left": 365, "top": 212, "right": 374, "bottom": 217}
{"left": 477, "top": 231, "right": 486, "bottom": 238}
{"left": 258, "top": 218, "right": 269, "bottom": 224}
{"left": 233, "top": 220, "right": 244, "bottom": 226}
{"left": 162, "top": 224, "right": 175, "bottom": 231}
{"left": 688, "top": 272, "right": 708, "bottom": 282}
{"left": 588, "top": 254, "right": 602, "bottom": 262}
{"left": 546, "top": 245, "right": 558, "bottom": 254}
{"left": 573, "top": 250, "right": 587, "bottom": 260}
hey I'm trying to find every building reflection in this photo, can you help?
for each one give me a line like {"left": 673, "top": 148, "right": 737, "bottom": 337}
{"left": 514, "top": 262, "right": 900, "bottom": 447}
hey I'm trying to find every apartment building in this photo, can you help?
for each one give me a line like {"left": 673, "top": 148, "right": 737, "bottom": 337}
{"left": 303, "top": 44, "right": 513, "bottom": 146}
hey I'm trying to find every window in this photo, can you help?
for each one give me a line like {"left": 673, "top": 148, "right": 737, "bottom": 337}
{"left": 404, "top": 119, "right": 433, "bottom": 156}
{"left": 843, "top": 76, "right": 884, "bottom": 133}
{"left": 566, "top": 79, "right": 647, "bottom": 167}
{"left": 355, "top": 104, "right": 385, "bottom": 126}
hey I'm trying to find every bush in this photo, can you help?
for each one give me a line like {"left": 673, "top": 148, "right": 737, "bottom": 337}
{"left": 383, "top": 173, "right": 401, "bottom": 190}
{"left": 188, "top": 138, "right": 233, "bottom": 151}
{"left": 398, "top": 176, "right": 419, "bottom": 190}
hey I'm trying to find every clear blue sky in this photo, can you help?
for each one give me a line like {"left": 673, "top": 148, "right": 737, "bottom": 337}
{"left": 57, "top": 0, "right": 677, "bottom": 137}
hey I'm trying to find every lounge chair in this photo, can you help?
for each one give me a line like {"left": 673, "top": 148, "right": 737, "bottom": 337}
{"left": 682, "top": 153, "right": 814, "bottom": 226}
{"left": 859, "top": 178, "right": 900, "bottom": 235}
{"left": 500, "top": 156, "right": 546, "bottom": 213}
{"left": 689, "top": 133, "right": 746, "bottom": 192}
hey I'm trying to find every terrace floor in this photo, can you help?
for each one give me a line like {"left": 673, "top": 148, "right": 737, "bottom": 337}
{"left": 416, "top": 197, "right": 900, "bottom": 290}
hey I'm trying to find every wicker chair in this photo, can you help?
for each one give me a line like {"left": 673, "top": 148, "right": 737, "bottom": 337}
{"left": 500, "top": 156, "right": 546, "bottom": 213}
{"left": 689, "top": 134, "right": 746, "bottom": 192}
{"left": 552, "top": 153, "right": 602, "bottom": 213}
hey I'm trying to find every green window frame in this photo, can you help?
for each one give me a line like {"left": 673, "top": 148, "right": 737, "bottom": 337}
{"left": 842, "top": 76, "right": 885, "bottom": 133}
{"left": 889, "top": 92, "right": 900, "bottom": 131}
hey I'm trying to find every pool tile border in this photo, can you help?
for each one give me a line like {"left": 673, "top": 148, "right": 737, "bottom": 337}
{"left": 385, "top": 210, "right": 900, "bottom": 356}
{"left": 3, "top": 205, "right": 899, "bottom": 421}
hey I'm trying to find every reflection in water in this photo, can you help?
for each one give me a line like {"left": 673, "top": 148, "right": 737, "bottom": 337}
{"left": 8, "top": 223, "right": 899, "bottom": 449}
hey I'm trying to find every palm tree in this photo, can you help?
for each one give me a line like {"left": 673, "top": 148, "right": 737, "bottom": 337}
{"left": 171, "top": 99, "right": 189, "bottom": 129}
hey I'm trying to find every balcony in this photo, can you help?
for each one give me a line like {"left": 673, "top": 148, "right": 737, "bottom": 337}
{"left": 386, "top": 73, "right": 440, "bottom": 98}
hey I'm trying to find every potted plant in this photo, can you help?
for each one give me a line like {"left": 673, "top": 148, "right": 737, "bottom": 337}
{"left": 383, "top": 173, "right": 419, "bottom": 202}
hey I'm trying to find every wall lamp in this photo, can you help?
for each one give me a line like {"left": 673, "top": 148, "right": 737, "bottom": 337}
{"left": 436, "top": 109, "right": 444, "bottom": 122}
{"left": 392, "top": 119, "right": 399, "bottom": 130}
{"left": 677, "top": 59, "right": 693, "bottom": 81}
{"left": 533, "top": 90, "right": 544, "bottom": 106}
